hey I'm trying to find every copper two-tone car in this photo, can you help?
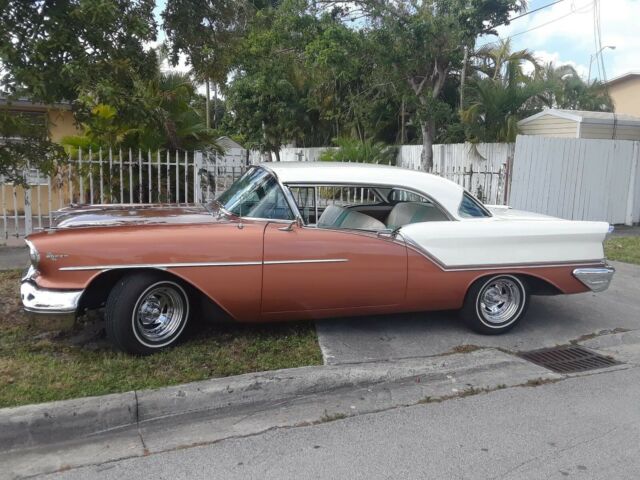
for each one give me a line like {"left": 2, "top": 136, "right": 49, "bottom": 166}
{"left": 20, "top": 162, "right": 615, "bottom": 354}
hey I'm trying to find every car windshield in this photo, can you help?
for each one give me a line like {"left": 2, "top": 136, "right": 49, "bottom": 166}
{"left": 215, "top": 167, "right": 294, "bottom": 220}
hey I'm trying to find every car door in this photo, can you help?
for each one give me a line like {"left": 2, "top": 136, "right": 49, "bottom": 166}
{"left": 261, "top": 222, "right": 407, "bottom": 315}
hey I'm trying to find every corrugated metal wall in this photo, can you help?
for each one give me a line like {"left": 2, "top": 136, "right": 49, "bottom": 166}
{"left": 510, "top": 135, "right": 640, "bottom": 225}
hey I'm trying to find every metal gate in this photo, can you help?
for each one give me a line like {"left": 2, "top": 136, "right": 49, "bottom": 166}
{"left": 1, "top": 148, "right": 249, "bottom": 242}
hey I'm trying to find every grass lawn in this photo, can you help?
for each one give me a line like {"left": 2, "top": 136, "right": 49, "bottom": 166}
{"left": 605, "top": 237, "right": 640, "bottom": 265}
{"left": 0, "top": 270, "right": 322, "bottom": 408}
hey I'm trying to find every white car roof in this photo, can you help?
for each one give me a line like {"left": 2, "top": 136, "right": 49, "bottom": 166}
{"left": 261, "top": 161, "right": 465, "bottom": 218}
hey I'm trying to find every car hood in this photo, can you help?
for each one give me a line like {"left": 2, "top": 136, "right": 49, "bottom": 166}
{"left": 53, "top": 204, "right": 221, "bottom": 228}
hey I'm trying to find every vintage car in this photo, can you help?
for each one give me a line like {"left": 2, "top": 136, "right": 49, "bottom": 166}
{"left": 20, "top": 162, "right": 615, "bottom": 354}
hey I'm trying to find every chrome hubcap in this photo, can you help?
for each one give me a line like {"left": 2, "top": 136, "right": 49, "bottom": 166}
{"left": 478, "top": 278, "right": 522, "bottom": 325}
{"left": 135, "top": 285, "right": 185, "bottom": 342}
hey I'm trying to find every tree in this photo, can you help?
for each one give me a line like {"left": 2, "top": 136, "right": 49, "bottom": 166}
{"left": 537, "top": 63, "right": 612, "bottom": 111}
{"left": 0, "top": 0, "right": 157, "bottom": 103}
{"left": 0, "top": 0, "right": 157, "bottom": 176}
{"left": 0, "top": 108, "right": 64, "bottom": 185}
{"left": 62, "top": 70, "right": 219, "bottom": 152}
{"left": 324, "top": 0, "right": 526, "bottom": 169}
{"left": 320, "top": 137, "right": 397, "bottom": 164}
{"left": 461, "top": 40, "right": 543, "bottom": 142}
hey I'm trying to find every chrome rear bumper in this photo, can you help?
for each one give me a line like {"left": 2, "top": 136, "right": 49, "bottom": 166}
{"left": 573, "top": 266, "right": 615, "bottom": 292}
{"left": 20, "top": 281, "right": 83, "bottom": 315}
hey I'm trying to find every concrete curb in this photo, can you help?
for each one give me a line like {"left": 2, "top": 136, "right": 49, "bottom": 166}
{"left": 0, "top": 348, "right": 557, "bottom": 453}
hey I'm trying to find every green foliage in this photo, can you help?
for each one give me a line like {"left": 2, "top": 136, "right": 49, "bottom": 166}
{"left": 320, "top": 138, "right": 397, "bottom": 165}
{"left": 0, "top": 0, "right": 157, "bottom": 176}
{"left": 0, "top": 0, "right": 157, "bottom": 104}
{"left": 163, "top": 0, "right": 254, "bottom": 83}
{"left": 345, "top": 0, "right": 526, "bottom": 167}
{"left": 462, "top": 40, "right": 612, "bottom": 143}
{"left": 62, "top": 70, "right": 220, "bottom": 152}
{"left": 0, "top": 106, "right": 65, "bottom": 185}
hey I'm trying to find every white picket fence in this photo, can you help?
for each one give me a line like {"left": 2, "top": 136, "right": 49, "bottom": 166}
{"left": 1, "top": 149, "right": 248, "bottom": 240}
{"left": 510, "top": 136, "right": 640, "bottom": 225}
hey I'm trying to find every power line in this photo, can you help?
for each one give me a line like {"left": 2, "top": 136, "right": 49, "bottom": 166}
{"left": 499, "top": 0, "right": 567, "bottom": 26}
{"left": 480, "top": 1, "right": 592, "bottom": 48}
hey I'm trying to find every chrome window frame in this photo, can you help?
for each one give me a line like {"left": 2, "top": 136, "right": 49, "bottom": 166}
{"left": 279, "top": 181, "right": 454, "bottom": 225}
{"left": 216, "top": 165, "right": 299, "bottom": 223}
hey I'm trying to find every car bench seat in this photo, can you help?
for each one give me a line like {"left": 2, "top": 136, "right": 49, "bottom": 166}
{"left": 317, "top": 205, "right": 386, "bottom": 230}
{"left": 385, "top": 202, "right": 448, "bottom": 230}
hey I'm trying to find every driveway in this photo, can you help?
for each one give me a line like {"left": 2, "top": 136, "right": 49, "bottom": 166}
{"left": 315, "top": 260, "right": 640, "bottom": 364}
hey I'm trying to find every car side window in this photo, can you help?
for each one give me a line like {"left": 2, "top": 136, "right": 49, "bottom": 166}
{"left": 458, "top": 192, "right": 491, "bottom": 218}
{"left": 216, "top": 168, "right": 294, "bottom": 220}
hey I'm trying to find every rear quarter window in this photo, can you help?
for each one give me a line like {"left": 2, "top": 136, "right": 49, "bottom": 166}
{"left": 458, "top": 192, "right": 491, "bottom": 218}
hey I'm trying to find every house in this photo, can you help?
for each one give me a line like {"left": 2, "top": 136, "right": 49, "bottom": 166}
{"left": 0, "top": 97, "right": 80, "bottom": 142}
{"left": 518, "top": 109, "right": 640, "bottom": 141}
{"left": 217, "top": 136, "right": 250, "bottom": 166}
{"left": 606, "top": 72, "right": 640, "bottom": 117}
{"left": 1, "top": 98, "right": 80, "bottom": 220}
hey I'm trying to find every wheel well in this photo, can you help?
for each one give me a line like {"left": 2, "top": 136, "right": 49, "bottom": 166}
{"left": 78, "top": 268, "right": 233, "bottom": 322}
{"left": 468, "top": 273, "right": 562, "bottom": 297}
{"left": 518, "top": 274, "right": 563, "bottom": 295}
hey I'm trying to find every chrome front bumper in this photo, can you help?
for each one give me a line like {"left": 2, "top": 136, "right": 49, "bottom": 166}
{"left": 20, "top": 281, "right": 83, "bottom": 315}
{"left": 573, "top": 266, "right": 615, "bottom": 292}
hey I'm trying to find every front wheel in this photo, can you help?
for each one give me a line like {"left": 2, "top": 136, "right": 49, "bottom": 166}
{"left": 461, "top": 275, "right": 529, "bottom": 335}
{"left": 105, "top": 272, "right": 191, "bottom": 354}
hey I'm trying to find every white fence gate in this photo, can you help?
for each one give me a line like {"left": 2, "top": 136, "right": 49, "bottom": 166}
{"left": 1, "top": 148, "right": 248, "bottom": 241}
{"left": 509, "top": 135, "right": 640, "bottom": 225}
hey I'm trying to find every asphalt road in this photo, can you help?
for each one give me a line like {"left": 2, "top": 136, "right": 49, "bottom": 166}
{"left": 316, "top": 260, "right": 640, "bottom": 364}
{"left": 47, "top": 365, "right": 640, "bottom": 480}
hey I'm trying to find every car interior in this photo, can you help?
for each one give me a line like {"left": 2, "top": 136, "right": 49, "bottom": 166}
{"left": 288, "top": 185, "right": 450, "bottom": 232}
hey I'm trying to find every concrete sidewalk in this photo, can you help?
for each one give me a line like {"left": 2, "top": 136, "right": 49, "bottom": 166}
{"left": 6, "top": 329, "right": 640, "bottom": 480}
{"left": 1, "top": 347, "right": 560, "bottom": 479}
{"left": 52, "top": 363, "right": 640, "bottom": 480}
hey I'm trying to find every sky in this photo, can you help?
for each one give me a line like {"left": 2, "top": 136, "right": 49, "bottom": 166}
{"left": 483, "top": 0, "right": 640, "bottom": 81}
{"left": 153, "top": 0, "right": 640, "bottom": 83}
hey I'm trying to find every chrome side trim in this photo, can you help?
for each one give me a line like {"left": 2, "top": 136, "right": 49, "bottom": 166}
{"left": 264, "top": 259, "right": 348, "bottom": 265}
{"left": 59, "top": 261, "right": 263, "bottom": 271}
{"left": 573, "top": 266, "right": 615, "bottom": 292}
{"left": 59, "top": 259, "right": 349, "bottom": 271}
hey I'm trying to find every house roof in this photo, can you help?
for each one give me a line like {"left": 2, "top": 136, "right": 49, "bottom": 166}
{"left": 518, "top": 109, "right": 640, "bottom": 127}
{"left": 605, "top": 72, "right": 640, "bottom": 86}
{"left": 261, "top": 161, "right": 465, "bottom": 218}
{"left": 217, "top": 136, "right": 245, "bottom": 151}
{"left": 0, "top": 97, "right": 71, "bottom": 111}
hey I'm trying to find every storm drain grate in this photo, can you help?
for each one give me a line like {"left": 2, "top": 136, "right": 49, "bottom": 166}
{"left": 519, "top": 345, "right": 621, "bottom": 374}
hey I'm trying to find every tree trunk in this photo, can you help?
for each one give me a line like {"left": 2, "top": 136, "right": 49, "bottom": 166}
{"left": 213, "top": 82, "right": 218, "bottom": 129}
{"left": 205, "top": 79, "right": 210, "bottom": 129}
{"left": 420, "top": 119, "right": 435, "bottom": 171}
{"left": 273, "top": 148, "right": 281, "bottom": 162}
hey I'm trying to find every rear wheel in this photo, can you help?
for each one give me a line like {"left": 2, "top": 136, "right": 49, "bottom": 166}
{"left": 105, "top": 272, "right": 190, "bottom": 355}
{"left": 461, "top": 275, "right": 529, "bottom": 335}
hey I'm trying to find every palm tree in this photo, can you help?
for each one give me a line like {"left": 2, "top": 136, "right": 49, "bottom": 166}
{"left": 461, "top": 40, "right": 544, "bottom": 142}
{"left": 132, "top": 72, "right": 221, "bottom": 151}
{"left": 536, "top": 62, "right": 612, "bottom": 111}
